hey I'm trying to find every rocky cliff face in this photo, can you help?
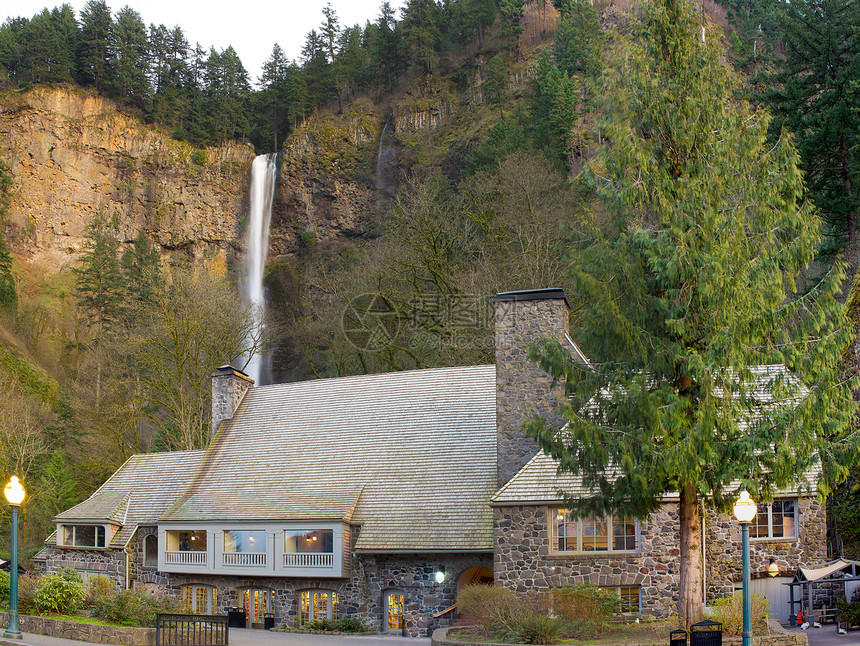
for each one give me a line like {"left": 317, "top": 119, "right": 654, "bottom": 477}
{"left": 0, "top": 86, "right": 256, "bottom": 271}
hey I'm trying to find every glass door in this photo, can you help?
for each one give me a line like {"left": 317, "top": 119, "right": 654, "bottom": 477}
{"left": 385, "top": 591, "right": 404, "bottom": 633}
{"left": 241, "top": 588, "right": 270, "bottom": 628}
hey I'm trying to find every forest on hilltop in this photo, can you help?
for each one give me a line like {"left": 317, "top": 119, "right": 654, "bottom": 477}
{"left": 0, "top": 0, "right": 859, "bottom": 562}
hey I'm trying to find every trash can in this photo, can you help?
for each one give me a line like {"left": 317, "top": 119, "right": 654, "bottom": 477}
{"left": 670, "top": 629, "right": 688, "bottom": 646}
{"left": 264, "top": 612, "right": 275, "bottom": 630}
{"left": 227, "top": 608, "right": 246, "bottom": 628}
{"left": 690, "top": 620, "right": 722, "bottom": 646}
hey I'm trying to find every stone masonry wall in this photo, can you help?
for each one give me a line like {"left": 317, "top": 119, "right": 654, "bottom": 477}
{"left": 706, "top": 497, "right": 827, "bottom": 600}
{"left": 39, "top": 545, "right": 126, "bottom": 582}
{"left": 494, "top": 296, "right": 570, "bottom": 487}
{"left": 494, "top": 504, "right": 682, "bottom": 617}
{"left": 210, "top": 367, "right": 254, "bottom": 435}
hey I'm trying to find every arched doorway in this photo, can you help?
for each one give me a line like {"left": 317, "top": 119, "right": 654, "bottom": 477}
{"left": 457, "top": 566, "right": 494, "bottom": 590}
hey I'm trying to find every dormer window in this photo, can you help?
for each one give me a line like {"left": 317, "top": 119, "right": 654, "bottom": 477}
{"left": 61, "top": 525, "right": 106, "bottom": 548}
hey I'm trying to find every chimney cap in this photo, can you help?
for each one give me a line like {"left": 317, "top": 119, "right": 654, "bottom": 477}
{"left": 211, "top": 365, "right": 254, "bottom": 382}
{"left": 492, "top": 288, "right": 569, "bottom": 308}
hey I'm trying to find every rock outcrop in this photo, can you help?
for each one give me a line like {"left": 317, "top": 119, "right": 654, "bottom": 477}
{"left": 0, "top": 86, "right": 256, "bottom": 271}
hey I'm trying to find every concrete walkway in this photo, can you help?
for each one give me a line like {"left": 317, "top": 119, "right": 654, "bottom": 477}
{"left": 787, "top": 625, "right": 860, "bottom": 645}
{"left": 0, "top": 627, "right": 430, "bottom": 646}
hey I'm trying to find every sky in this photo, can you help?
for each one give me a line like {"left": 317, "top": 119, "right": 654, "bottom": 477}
{"left": 2, "top": 0, "right": 406, "bottom": 85}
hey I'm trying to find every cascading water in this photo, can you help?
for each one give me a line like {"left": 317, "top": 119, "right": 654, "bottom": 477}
{"left": 375, "top": 117, "right": 396, "bottom": 198}
{"left": 243, "top": 153, "right": 278, "bottom": 386}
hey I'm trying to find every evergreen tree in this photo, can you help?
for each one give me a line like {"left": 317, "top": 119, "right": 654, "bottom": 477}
{"left": 121, "top": 230, "right": 162, "bottom": 311}
{"left": 368, "top": 2, "right": 403, "bottom": 93}
{"left": 112, "top": 6, "right": 149, "bottom": 106}
{"left": 553, "top": 0, "right": 602, "bottom": 78}
{"left": 498, "top": 0, "right": 525, "bottom": 54}
{"left": 0, "top": 235, "right": 16, "bottom": 314}
{"left": 73, "top": 214, "right": 125, "bottom": 332}
{"left": 527, "top": 0, "right": 859, "bottom": 627}
{"left": 77, "top": 0, "right": 114, "bottom": 90}
{"left": 401, "top": 0, "right": 443, "bottom": 73}
{"left": 768, "top": 0, "right": 860, "bottom": 252}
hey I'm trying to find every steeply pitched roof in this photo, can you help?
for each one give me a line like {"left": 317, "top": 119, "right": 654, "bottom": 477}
{"left": 55, "top": 450, "right": 205, "bottom": 547}
{"left": 160, "top": 365, "right": 497, "bottom": 552}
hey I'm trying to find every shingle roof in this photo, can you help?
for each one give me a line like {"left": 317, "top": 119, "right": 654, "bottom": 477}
{"left": 55, "top": 450, "right": 205, "bottom": 547}
{"left": 493, "top": 365, "right": 819, "bottom": 505}
{"left": 160, "top": 365, "right": 497, "bottom": 552}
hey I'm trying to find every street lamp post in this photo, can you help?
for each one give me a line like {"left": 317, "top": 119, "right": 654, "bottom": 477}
{"left": 733, "top": 490, "right": 757, "bottom": 646}
{"left": 4, "top": 476, "right": 25, "bottom": 640}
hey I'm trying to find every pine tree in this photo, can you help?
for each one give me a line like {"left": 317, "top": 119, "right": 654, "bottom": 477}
{"left": 73, "top": 214, "right": 125, "bottom": 333}
{"left": 768, "top": 0, "right": 860, "bottom": 253}
{"left": 527, "top": 0, "right": 859, "bottom": 627}
{"left": 111, "top": 6, "right": 149, "bottom": 106}
{"left": 77, "top": 0, "right": 114, "bottom": 90}
{"left": 401, "top": 0, "right": 443, "bottom": 73}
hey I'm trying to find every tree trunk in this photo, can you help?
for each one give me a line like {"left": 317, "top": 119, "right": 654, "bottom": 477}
{"left": 678, "top": 482, "right": 703, "bottom": 628}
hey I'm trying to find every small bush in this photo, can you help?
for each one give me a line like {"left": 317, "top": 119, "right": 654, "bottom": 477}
{"left": 837, "top": 595, "right": 860, "bottom": 627}
{"left": 550, "top": 584, "right": 619, "bottom": 636}
{"left": 333, "top": 617, "right": 366, "bottom": 632}
{"left": 494, "top": 605, "right": 567, "bottom": 645}
{"left": 190, "top": 150, "right": 207, "bottom": 166}
{"left": 35, "top": 569, "right": 86, "bottom": 615}
{"left": 91, "top": 588, "right": 178, "bottom": 627}
{"left": 457, "top": 584, "right": 518, "bottom": 633}
{"left": 84, "top": 574, "right": 116, "bottom": 607}
{"left": 0, "top": 569, "right": 10, "bottom": 603}
{"left": 300, "top": 229, "right": 317, "bottom": 249}
{"left": 710, "top": 591, "right": 770, "bottom": 636}
{"left": 17, "top": 573, "right": 39, "bottom": 614}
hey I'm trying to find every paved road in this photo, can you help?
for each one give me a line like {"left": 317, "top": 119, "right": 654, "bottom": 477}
{"left": 0, "top": 628, "right": 430, "bottom": 646}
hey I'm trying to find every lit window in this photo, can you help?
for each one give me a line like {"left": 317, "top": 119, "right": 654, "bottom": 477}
{"left": 750, "top": 500, "right": 796, "bottom": 539}
{"left": 284, "top": 530, "right": 334, "bottom": 553}
{"left": 599, "top": 586, "right": 641, "bottom": 614}
{"left": 298, "top": 590, "right": 340, "bottom": 625}
{"left": 551, "top": 509, "right": 639, "bottom": 553}
{"left": 61, "top": 525, "right": 106, "bottom": 548}
{"left": 224, "top": 530, "right": 266, "bottom": 552}
{"left": 166, "top": 530, "right": 207, "bottom": 551}
{"left": 182, "top": 584, "right": 217, "bottom": 615}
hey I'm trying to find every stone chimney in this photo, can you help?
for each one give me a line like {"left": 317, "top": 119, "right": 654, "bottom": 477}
{"left": 211, "top": 365, "right": 254, "bottom": 436}
{"left": 493, "top": 289, "right": 573, "bottom": 487}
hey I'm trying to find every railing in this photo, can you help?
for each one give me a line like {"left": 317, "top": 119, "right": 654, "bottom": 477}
{"left": 164, "top": 551, "right": 207, "bottom": 566}
{"left": 283, "top": 552, "right": 334, "bottom": 567}
{"left": 222, "top": 552, "right": 266, "bottom": 567}
{"left": 156, "top": 613, "right": 228, "bottom": 646}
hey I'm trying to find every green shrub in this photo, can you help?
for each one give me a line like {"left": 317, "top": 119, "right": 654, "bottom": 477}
{"left": 91, "top": 588, "right": 178, "bottom": 627}
{"left": 35, "top": 569, "right": 86, "bottom": 615}
{"left": 190, "top": 150, "right": 207, "bottom": 166}
{"left": 333, "top": 617, "right": 366, "bottom": 632}
{"left": 837, "top": 595, "right": 860, "bottom": 626}
{"left": 710, "top": 592, "right": 770, "bottom": 636}
{"left": 306, "top": 617, "right": 334, "bottom": 630}
{"left": 300, "top": 230, "right": 317, "bottom": 249}
{"left": 550, "top": 584, "right": 619, "bottom": 636}
{"left": 457, "top": 584, "right": 518, "bottom": 633}
{"left": 0, "top": 569, "right": 10, "bottom": 604}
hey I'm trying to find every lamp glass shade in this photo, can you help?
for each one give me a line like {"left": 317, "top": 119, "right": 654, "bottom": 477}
{"left": 733, "top": 490, "right": 756, "bottom": 523}
{"left": 767, "top": 561, "right": 780, "bottom": 578}
{"left": 4, "top": 476, "right": 24, "bottom": 505}
{"left": 434, "top": 571, "right": 445, "bottom": 583}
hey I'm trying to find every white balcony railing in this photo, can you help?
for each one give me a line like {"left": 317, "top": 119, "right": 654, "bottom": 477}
{"left": 164, "top": 550, "right": 207, "bottom": 566}
{"left": 222, "top": 552, "right": 266, "bottom": 567}
{"left": 283, "top": 552, "right": 334, "bottom": 568}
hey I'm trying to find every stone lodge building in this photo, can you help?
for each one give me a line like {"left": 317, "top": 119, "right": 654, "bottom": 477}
{"left": 37, "top": 289, "right": 825, "bottom": 635}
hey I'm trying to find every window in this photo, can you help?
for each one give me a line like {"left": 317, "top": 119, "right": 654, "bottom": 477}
{"left": 599, "top": 586, "right": 641, "bottom": 614}
{"left": 551, "top": 509, "right": 639, "bottom": 553}
{"left": 182, "top": 584, "right": 217, "bottom": 615}
{"left": 144, "top": 535, "right": 158, "bottom": 567}
{"left": 285, "top": 530, "right": 333, "bottom": 553}
{"left": 384, "top": 591, "right": 404, "bottom": 633}
{"left": 298, "top": 590, "right": 340, "bottom": 625}
{"left": 165, "top": 530, "right": 207, "bottom": 551}
{"left": 223, "top": 531, "right": 266, "bottom": 567}
{"left": 61, "top": 525, "right": 106, "bottom": 548}
{"left": 224, "top": 530, "right": 266, "bottom": 552}
{"left": 751, "top": 500, "right": 796, "bottom": 539}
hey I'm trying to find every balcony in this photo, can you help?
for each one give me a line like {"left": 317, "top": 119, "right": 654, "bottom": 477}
{"left": 283, "top": 552, "right": 334, "bottom": 568}
{"left": 222, "top": 552, "right": 267, "bottom": 568}
{"left": 164, "top": 550, "right": 207, "bottom": 566}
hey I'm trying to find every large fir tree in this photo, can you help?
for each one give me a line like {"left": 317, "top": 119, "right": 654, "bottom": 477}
{"left": 527, "top": 0, "right": 859, "bottom": 627}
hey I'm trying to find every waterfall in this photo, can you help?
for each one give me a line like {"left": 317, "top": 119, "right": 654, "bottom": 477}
{"left": 243, "top": 153, "right": 278, "bottom": 386}
{"left": 375, "top": 118, "right": 396, "bottom": 197}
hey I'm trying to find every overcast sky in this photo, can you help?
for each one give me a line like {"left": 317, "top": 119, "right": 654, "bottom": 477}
{"left": 2, "top": 0, "right": 406, "bottom": 85}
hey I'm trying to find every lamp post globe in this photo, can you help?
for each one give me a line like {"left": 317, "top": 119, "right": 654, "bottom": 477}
{"left": 4, "top": 476, "right": 24, "bottom": 640}
{"left": 734, "top": 490, "right": 756, "bottom": 646}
